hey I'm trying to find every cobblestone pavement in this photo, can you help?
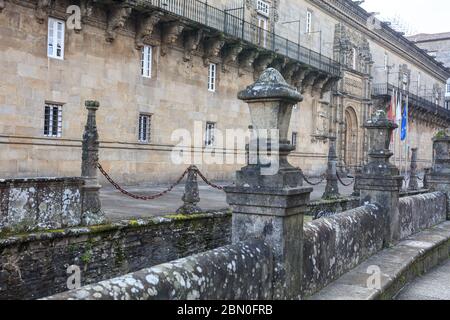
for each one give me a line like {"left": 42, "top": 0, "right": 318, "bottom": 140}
{"left": 101, "top": 178, "right": 356, "bottom": 221}
{"left": 396, "top": 259, "right": 450, "bottom": 300}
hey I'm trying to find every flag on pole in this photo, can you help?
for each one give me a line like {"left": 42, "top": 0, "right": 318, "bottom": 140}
{"left": 401, "top": 95, "right": 408, "bottom": 141}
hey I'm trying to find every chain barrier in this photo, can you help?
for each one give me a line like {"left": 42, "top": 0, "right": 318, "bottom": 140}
{"left": 336, "top": 171, "right": 355, "bottom": 187}
{"left": 299, "top": 169, "right": 327, "bottom": 186}
{"left": 97, "top": 163, "right": 189, "bottom": 200}
{"left": 194, "top": 168, "right": 225, "bottom": 191}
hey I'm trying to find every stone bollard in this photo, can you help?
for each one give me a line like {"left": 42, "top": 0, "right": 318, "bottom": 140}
{"left": 177, "top": 166, "right": 202, "bottom": 215}
{"left": 407, "top": 148, "right": 419, "bottom": 191}
{"left": 359, "top": 110, "right": 403, "bottom": 247}
{"left": 322, "top": 136, "right": 340, "bottom": 199}
{"left": 423, "top": 167, "right": 431, "bottom": 189}
{"left": 224, "top": 68, "right": 312, "bottom": 300}
{"left": 352, "top": 168, "right": 362, "bottom": 197}
{"left": 428, "top": 130, "right": 450, "bottom": 219}
{"left": 81, "top": 100, "right": 105, "bottom": 226}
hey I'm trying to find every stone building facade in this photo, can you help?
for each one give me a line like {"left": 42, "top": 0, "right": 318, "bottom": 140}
{"left": 408, "top": 32, "right": 450, "bottom": 110}
{"left": 0, "top": 0, "right": 449, "bottom": 184}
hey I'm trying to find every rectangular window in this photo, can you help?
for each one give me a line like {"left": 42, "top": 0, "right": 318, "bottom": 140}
{"left": 141, "top": 45, "right": 152, "bottom": 78}
{"left": 44, "top": 103, "right": 63, "bottom": 137}
{"left": 208, "top": 63, "right": 216, "bottom": 92}
{"left": 47, "top": 18, "right": 65, "bottom": 59}
{"left": 205, "top": 122, "right": 216, "bottom": 147}
{"left": 306, "top": 10, "right": 312, "bottom": 33}
{"left": 292, "top": 132, "right": 298, "bottom": 149}
{"left": 138, "top": 114, "right": 151, "bottom": 143}
{"left": 256, "top": 0, "right": 270, "bottom": 16}
{"left": 446, "top": 83, "right": 450, "bottom": 94}
{"left": 257, "top": 15, "right": 268, "bottom": 47}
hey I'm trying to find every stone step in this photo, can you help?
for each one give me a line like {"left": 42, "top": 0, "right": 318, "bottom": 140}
{"left": 310, "top": 221, "right": 450, "bottom": 300}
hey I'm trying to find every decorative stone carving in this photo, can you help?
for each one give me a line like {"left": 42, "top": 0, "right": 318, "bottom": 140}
{"left": 105, "top": 4, "right": 132, "bottom": 43}
{"left": 270, "top": 56, "right": 288, "bottom": 72}
{"left": 253, "top": 52, "right": 275, "bottom": 79}
{"left": 202, "top": 34, "right": 225, "bottom": 66}
{"left": 183, "top": 29, "right": 203, "bottom": 62}
{"left": 334, "top": 23, "right": 372, "bottom": 74}
{"left": 311, "top": 74, "right": 329, "bottom": 97}
{"left": 35, "top": 0, "right": 52, "bottom": 24}
{"left": 321, "top": 76, "right": 340, "bottom": 98}
{"left": 292, "top": 66, "right": 309, "bottom": 89}
{"left": 281, "top": 62, "right": 299, "bottom": 84}
{"left": 80, "top": 0, "right": 94, "bottom": 23}
{"left": 161, "top": 21, "right": 184, "bottom": 56}
{"left": 301, "top": 70, "right": 318, "bottom": 94}
{"left": 222, "top": 42, "right": 243, "bottom": 72}
{"left": 0, "top": 0, "right": 5, "bottom": 12}
{"left": 239, "top": 49, "right": 259, "bottom": 69}
{"left": 135, "top": 11, "right": 163, "bottom": 49}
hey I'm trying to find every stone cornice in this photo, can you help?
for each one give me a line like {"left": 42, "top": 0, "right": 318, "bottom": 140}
{"left": 307, "top": 0, "right": 450, "bottom": 82}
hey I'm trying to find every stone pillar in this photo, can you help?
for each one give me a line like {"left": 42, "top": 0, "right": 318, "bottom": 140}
{"left": 359, "top": 110, "right": 403, "bottom": 247}
{"left": 322, "top": 136, "right": 340, "bottom": 199}
{"left": 428, "top": 131, "right": 450, "bottom": 219}
{"left": 177, "top": 166, "right": 202, "bottom": 215}
{"left": 81, "top": 101, "right": 105, "bottom": 225}
{"left": 224, "top": 69, "right": 312, "bottom": 300}
{"left": 423, "top": 167, "right": 431, "bottom": 190}
{"left": 407, "top": 148, "right": 419, "bottom": 191}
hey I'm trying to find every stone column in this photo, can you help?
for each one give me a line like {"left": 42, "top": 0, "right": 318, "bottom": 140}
{"left": 177, "top": 166, "right": 202, "bottom": 215}
{"left": 322, "top": 136, "right": 340, "bottom": 199}
{"left": 407, "top": 148, "right": 419, "bottom": 191}
{"left": 428, "top": 131, "right": 450, "bottom": 219}
{"left": 224, "top": 68, "right": 312, "bottom": 300}
{"left": 81, "top": 101, "right": 105, "bottom": 225}
{"left": 359, "top": 110, "right": 403, "bottom": 247}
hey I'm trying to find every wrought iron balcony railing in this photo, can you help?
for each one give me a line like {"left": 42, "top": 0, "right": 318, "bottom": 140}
{"left": 134, "top": 0, "right": 341, "bottom": 76}
{"left": 372, "top": 83, "right": 450, "bottom": 120}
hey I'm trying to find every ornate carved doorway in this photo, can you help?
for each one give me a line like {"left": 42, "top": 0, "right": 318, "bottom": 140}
{"left": 343, "top": 107, "right": 359, "bottom": 170}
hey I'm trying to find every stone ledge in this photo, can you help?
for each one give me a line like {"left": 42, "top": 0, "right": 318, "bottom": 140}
{"left": 309, "top": 221, "right": 450, "bottom": 300}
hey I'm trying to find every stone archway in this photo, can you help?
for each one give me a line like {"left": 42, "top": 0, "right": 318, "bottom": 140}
{"left": 343, "top": 106, "right": 359, "bottom": 170}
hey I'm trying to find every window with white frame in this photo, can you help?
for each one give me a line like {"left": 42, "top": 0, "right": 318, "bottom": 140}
{"left": 208, "top": 63, "right": 216, "bottom": 92}
{"left": 306, "top": 10, "right": 312, "bottom": 33}
{"left": 446, "top": 81, "right": 450, "bottom": 94}
{"left": 256, "top": 0, "right": 270, "bottom": 16}
{"left": 138, "top": 114, "right": 151, "bottom": 143}
{"left": 205, "top": 122, "right": 216, "bottom": 147}
{"left": 141, "top": 45, "right": 152, "bottom": 78}
{"left": 257, "top": 15, "right": 268, "bottom": 47}
{"left": 44, "top": 103, "right": 63, "bottom": 137}
{"left": 292, "top": 132, "right": 298, "bottom": 149}
{"left": 47, "top": 18, "right": 65, "bottom": 59}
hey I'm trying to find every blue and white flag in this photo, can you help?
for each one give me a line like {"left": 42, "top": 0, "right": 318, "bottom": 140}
{"left": 401, "top": 96, "right": 408, "bottom": 141}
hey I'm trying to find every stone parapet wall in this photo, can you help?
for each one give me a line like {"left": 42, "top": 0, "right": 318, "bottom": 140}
{"left": 0, "top": 212, "right": 231, "bottom": 300}
{"left": 302, "top": 204, "right": 384, "bottom": 297}
{"left": 44, "top": 240, "right": 272, "bottom": 300}
{"left": 399, "top": 192, "right": 447, "bottom": 239}
{"left": 0, "top": 177, "right": 84, "bottom": 234}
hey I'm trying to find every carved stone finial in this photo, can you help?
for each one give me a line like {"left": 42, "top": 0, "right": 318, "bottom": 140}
{"left": 322, "top": 137, "right": 340, "bottom": 200}
{"left": 105, "top": 4, "right": 132, "bottom": 43}
{"left": 161, "top": 21, "right": 184, "bottom": 56}
{"left": 183, "top": 29, "right": 203, "bottom": 62}
{"left": 135, "top": 11, "right": 163, "bottom": 49}
{"left": 222, "top": 42, "right": 243, "bottom": 72}
{"left": 407, "top": 148, "right": 419, "bottom": 191}
{"left": 35, "top": 0, "right": 52, "bottom": 24}
{"left": 203, "top": 35, "right": 225, "bottom": 66}
{"left": 253, "top": 52, "right": 275, "bottom": 80}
